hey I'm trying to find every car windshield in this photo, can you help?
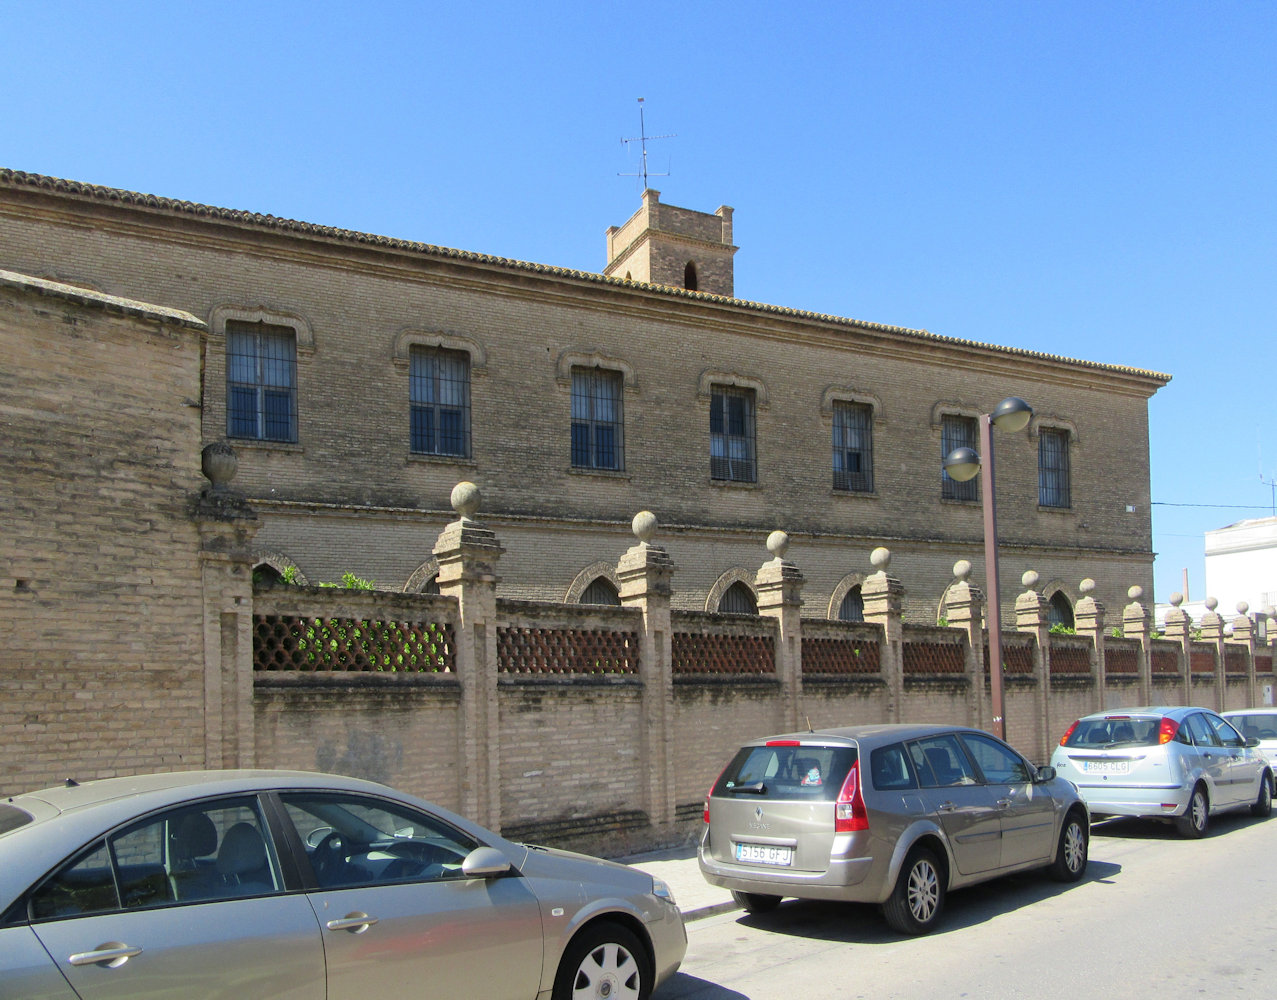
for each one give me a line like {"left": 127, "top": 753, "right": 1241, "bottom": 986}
{"left": 1226, "top": 714, "right": 1277, "bottom": 741}
{"left": 714, "top": 744, "right": 856, "bottom": 802}
{"left": 1064, "top": 716, "right": 1161, "bottom": 748}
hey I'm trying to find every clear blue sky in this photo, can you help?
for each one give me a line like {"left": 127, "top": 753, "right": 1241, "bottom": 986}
{"left": 4, "top": 1, "right": 1274, "bottom": 606}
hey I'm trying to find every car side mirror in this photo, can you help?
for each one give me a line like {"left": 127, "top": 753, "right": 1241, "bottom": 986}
{"left": 1035, "top": 765, "right": 1056, "bottom": 782}
{"left": 461, "top": 846, "right": 512, "bottom": 879}
{"left": 1246, "top": 736, "right": 1262, "bottom": 749}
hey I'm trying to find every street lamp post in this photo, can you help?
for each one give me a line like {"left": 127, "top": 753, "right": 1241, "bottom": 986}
{"left": 943, "top": 396, "right": 1033, "bottom": 741}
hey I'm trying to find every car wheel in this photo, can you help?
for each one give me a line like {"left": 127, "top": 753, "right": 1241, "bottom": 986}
{"left": 552, "top": 921, "right": 650, "bottom": 1000}
{"left": 1048, "top": 811, "right": 1088, "bottom": 882}
{"left": 1175, "top": 784, "right": 1209, "bottom": 838}
{"left": 1251, "top": 772, "right": 1273, "bottom": 818}
{"left": 882, "top": 846, "right": 944, "bottom": 935}
{"left": 730, "top": 890, "right": 782, "bottom": 913}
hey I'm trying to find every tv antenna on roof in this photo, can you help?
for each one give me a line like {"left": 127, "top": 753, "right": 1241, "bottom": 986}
{"left": 619, "top": 98, "right": 675, "bottom": 189}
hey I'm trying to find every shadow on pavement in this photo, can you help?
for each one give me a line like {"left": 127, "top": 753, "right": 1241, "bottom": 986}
{"left": 658, "top": 972, "right": 751, "bottom": 999}
{"left": 728, "top": 860, "right": 1122, "bottom": 944}
{"left": 1090, "top": 810, "right": 1267, "bottom": 840}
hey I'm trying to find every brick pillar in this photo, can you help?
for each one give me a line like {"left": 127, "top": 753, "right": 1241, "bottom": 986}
{"left": 1015, "top": 570, "right": 1051, "bottom": 761}
{"left": 1122, "top": 585, "right": 1153, "bottom": 706}
{"left": 755, "top": 530, "right": 804, "bottom": 733}
{"left": 1229, "top": 601, "right": 1257, "bottom": 708}
{"left": 945, "top": 560, "right": 986, "bottom": 730}
{"left": 1074, "top": 578, "right": 1106, "bottom": 712}
{"left": 193, "top": 442, "right": 260, "bottom": 770}
{"left": 432, "top": 482, "right": 504, "bottom": 829}
{"left": 1199, "top": 597, "right": 1226, "bottom": 713}
{"left": 1161, "top": 592, "right": 1194, "bottom": 704}
{"left": 616, "top": 511, "right": 677, "bottom": 830}
{"left": 862, "top": 547, "right": 904, "bottom": 723}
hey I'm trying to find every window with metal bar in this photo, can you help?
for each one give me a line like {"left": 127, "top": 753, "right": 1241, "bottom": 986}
{"left": 941, "top": 415, "right": 978, "bottom": 501}
{"left": 410, "top": 347, "right": 470, "bottom": 457}
{"left": 1038, "top": 428, "right": 1071, "bottom": 508}
{"left": 839, "top": 586, "right": 865, "bottom": 622}
{"left": 718, "top": 581, "right": 758, "bottom": 615}
{"left": 570, "top": 367, "right": 624, "bottom": 471}
{"left": 832, "top": 401, "right": 874, "bottom": 492}
{"left": 710, "top": 386, "right": 756, "bottom": 482}
{"left": 226, "top": 321, "right": 298, "bottom": 442}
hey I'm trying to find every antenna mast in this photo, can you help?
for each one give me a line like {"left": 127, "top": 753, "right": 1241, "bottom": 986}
{"left": 620, "top": 98, "right": 675, "bottom": 189}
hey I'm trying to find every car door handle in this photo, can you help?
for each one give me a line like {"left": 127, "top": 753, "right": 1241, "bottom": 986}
{"left": 995, "top": 798, "right": 1012, "bottom": 809}
{"left": 327, "top": 912, "right": 379, "bottom": 933}
{"left": 937, "top": 801, "right": 956, "bottom": 812}
{"left": 69, "top": 943, "right": 143, "bottom": 968}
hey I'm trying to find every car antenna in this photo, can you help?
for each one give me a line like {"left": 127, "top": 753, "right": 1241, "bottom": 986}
{"left": 65, "top": 777, "right": 79, "bottom": 787}
{"left": 806, "top": 715, "right": 815, "bottom": 734}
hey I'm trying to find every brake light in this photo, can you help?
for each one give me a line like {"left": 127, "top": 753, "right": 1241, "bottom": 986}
{"left": 1060, "top": 720, "right": 1079, "bottom": 746}
{"left": 1159, "top": 717, "right": 1179, "bottom": 744}
{"left": 703, "top": 764, "right": 729, "bottom": 823}
{"left": 766, "top": 740, "right": 801, "bottom": 746}
{"left": 835, "top": 759, "right": 869, "bottom": 832}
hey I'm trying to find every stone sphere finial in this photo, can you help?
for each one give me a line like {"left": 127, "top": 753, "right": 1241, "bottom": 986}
{"left": 1079, "top": 578, "right": 1096, "bottom": 595}
{"left": 450, "top": 481, "right": 481, "bottom": 520}
{"left": 1205, "top": 596, "right": 1218, "bottom": 612}
{"left": 1237, "top": 600, "right": 1250, "bottom": 615}
{"left": 1169, "top": 592, "right": 1184, "bottom": 607}
{"left": 870, "top": 547, "right": 891, "bottom": 571}
{"left": 1128, "top": 585, "right": 1144, "bottom": 601}
{"left": 632, "top": 510, "right": 657, "bottom": 543}
{"left": 1022, "top": 570, "right": 1040, "bottom": 590}
{"left": 766, "top": 530, "right": 790, "bottom": 559}
{"left": 1266, "top": 605, "right": 1276, "bottom": 619}
{"left": 201, "top": 440, "right": 238, "bottom": 492}
{"left": 953, "top": 559, "right": 971, "bottom": 581}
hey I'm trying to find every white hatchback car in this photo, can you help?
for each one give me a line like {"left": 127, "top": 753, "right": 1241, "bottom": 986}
{"left": 1051, "top": 706, "right": 1273, "bottom": 837}
{"left": 1223, "top": 708, "right": 1277, "bottom": 772}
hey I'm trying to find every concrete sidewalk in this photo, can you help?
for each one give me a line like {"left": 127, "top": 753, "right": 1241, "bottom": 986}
{"left": 622, "top": 845, "right": 740, "bottom": 921}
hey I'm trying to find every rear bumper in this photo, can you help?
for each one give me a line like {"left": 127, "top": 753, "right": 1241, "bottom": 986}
{"left": 697, "top": 846, "right": 881, "bottom": 903}
{"left": 1072, "top": 781, "right": 1190, "bottom": 817}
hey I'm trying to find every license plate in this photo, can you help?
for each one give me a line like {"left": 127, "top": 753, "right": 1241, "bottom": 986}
{"left": 1083, "top": 760, "right": 1130, "bottom": 775}
{"left": 735, "top": 843, "right": 793, "bottom": 866}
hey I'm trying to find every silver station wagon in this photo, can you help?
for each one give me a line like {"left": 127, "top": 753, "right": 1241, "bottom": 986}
{"left": 698, "top": 724, "right": 1089, "bottom": 934}
{"left": 1051, "top": 705, "right": 1273, "bottom": 837}
{"left": 0, "top": 770, "right": 686, "bottom": 1000}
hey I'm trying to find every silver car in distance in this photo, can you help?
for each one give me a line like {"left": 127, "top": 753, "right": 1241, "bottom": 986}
{"left": 698, "top": 724, "right": 1089, "bottom": 934}
{"left": 1051, "top": 705, "right": 1273, "bottom": 837}
{"left": 0, "top": 770, "right": 685, "bottom": 1000}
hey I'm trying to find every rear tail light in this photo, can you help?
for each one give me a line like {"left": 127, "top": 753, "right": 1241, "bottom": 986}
{"left": 834, "top": 759, "right": 869, "bottom": 832}
{"left": 703, "top": 764, "right": 729, "bottom": 824}
{"left": 1159, "top": 717, "right": 1179, "bottom": 744}
{"left": 1060, "top": 720, "right": 1079, "bottom": 746}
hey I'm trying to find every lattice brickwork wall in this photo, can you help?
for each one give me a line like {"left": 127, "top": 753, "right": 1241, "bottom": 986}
{"left": 1151, "top": 646, "right": 1180, "bottom": 674}
{"left": 497, "top": 627, "right": 638, "bottom": 674}
{"left": 1225, "top": 647, "right": 1248, "bottom": 675}
{"left": 903, "top": 640, "right": 965, "bottom": 675}
{"left": 1050, "top": 644, "right": 1091, "bottom": 675}
{"left": 254, "top": 615, "right": 455, "bottom": 672}
{"left": 801, "top": 636, "right": 880, "bottom": 674}
{"left": 672, "top": 633, "right": 774, "bottom": 674}
{"left": 1191, "top": 645, "right": 1216, "bottom": 673}
{"left": 1106, "top": 646, "right": 1139, "bottom": 674}
{"left": 1256, "top": 652, "right": 1274, "bottom": 675}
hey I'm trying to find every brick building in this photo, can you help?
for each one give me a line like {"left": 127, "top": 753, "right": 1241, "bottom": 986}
{"left": 0, "top": 169, "right": 1169, "bottom": 627}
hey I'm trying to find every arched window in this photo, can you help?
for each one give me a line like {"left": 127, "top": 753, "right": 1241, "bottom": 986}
{"left": 1047, "top": 591, "right": 1074, "bottom": 628}
{"left": 580, "top": 577, "right": 621, "bottom": 606}
{"left": 839, "top": 586, "right": 864, "bottom": 622}
{"left": 683, "top": 261, "right": 698, "bottom": 290}
{"left": 253, "top": 563, "right": 285, "bottom": 588}
{"left": 718, "top": 581, "right": 758, "bottom": 615}
{"left": 421, "top": 576, "right": 441, "bottom": 595}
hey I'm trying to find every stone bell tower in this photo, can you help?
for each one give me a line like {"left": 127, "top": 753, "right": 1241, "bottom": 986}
{"left": 604, "top": 189, "right": 737, "bottom": 297}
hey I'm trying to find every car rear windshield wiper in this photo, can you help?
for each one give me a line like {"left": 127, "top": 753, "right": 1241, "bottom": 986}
{"left": 730, "top": 782, "right": 767, "bottom": 795}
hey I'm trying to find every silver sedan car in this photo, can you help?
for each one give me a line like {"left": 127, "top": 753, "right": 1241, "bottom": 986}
{"left": 0, "top": 770, "right": 685, "bottom": 1000}
{"left": 1051, "top": 706, "right": 1273, "bottom": 837}
{"left": 699, "top": 724, "right": 1089, "bottom": 934}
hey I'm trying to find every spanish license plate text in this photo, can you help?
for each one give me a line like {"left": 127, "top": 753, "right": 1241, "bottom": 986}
{"left": 735, "top": 843, "right": 793, "bottom": 866}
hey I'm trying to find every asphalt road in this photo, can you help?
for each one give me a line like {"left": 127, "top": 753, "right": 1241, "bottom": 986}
{"left": 655, "top": 811, "right": 1276, "bottom": 999}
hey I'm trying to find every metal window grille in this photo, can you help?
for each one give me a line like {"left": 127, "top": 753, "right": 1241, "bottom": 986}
{"left": 832, "top": 402, "right": 873, "bottom": 492}
{"left": 570, "top": 368, "right": 624, "bottom": 470}
{"left": 941, "top": 415, "right": 978, "bottom": 501}
{"left": 1047, "top": 591, "right": 1074, "bottom": 627}
{"left": 839, "top": 586, "right": 865, "bottom": 622}
{"left": 710, "top": 387, "right": 757, "bottom": 482}
{"left": 580, "top": 577, "right": 622, "bottom": 606}
{"left": 718, "top": 581, "right": 758, "bottom": 615}
{"left": 410, "top": 347, "right": 470, "bottom": 457}
{"left": 226, "top": 321, "right": 298, "bottom": 442}
{"left": 1039, "top": 428, "right": 1071, "bottom": 508}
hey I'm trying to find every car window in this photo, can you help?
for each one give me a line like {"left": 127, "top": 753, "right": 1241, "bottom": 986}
{"left": 907, "top": 734, "right": 978, "bottom": 788}
{"left": 280, "top": 793, "right": 481, "bottom": 889}
{"left": 959, "top": 732, "right": 1032, "bottom": 784}
{"left": 1185, "top": 713, "right": 1221, "bottom": 747}
{"left": 713, "top": 745, "right": 856, "bottom": 802}
{"left": 1063, "top": 716, "right": 1161, "bottom": 748}
{"left": 869, "top": 743, "right": 917, "bottom": 790}
{"left": 1227, "top": 714, "right": 1277, "bottom": 741}
{"left": 1206, "top": 714, "right": 1245, "bottom": 748}
{"left": 28, "top": 797, "right": 280, "bottom": 920}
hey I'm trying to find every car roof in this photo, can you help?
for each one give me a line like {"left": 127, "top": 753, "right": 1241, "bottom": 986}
{"left": 1072, "top": 706, "right": 1215, "bottom": 721}
{"left": 1223, "top": 707, "right": 1277, "bottom": 716}
{"left": 741, "top": 723, "right": 978, "bottom": 747}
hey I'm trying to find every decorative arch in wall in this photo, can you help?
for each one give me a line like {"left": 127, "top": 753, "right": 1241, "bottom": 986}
{"left": 564, "top": 562, "right": 623, "bottom": 605}
{"left": 683, "top": 261, "right": 699, "bottom": 290}
{"left": 554, "top": 351, "right": 637, "bottom": 390}
{"left": 210, "top": 305, "right": 315, "bottom": 355}
{"left": 404, "top": 557, "right": 441, "bottom": 594}
{"left": 706, "top": 568, "right": 759, "bottom": 614}
{"left": 252, "top": 550, "right": 310, "bottom": 587}
{"left": 1046, "top": 588, "right": 1076, "bottom": 628}
{"left": 391, "top": 329, "right": 487, "bottom": 373}
{"left": 828, "top": 573, "right": 868, "bottom": 620}
{"left": 820, "top": 387, "right": 884, "bottom": 421}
